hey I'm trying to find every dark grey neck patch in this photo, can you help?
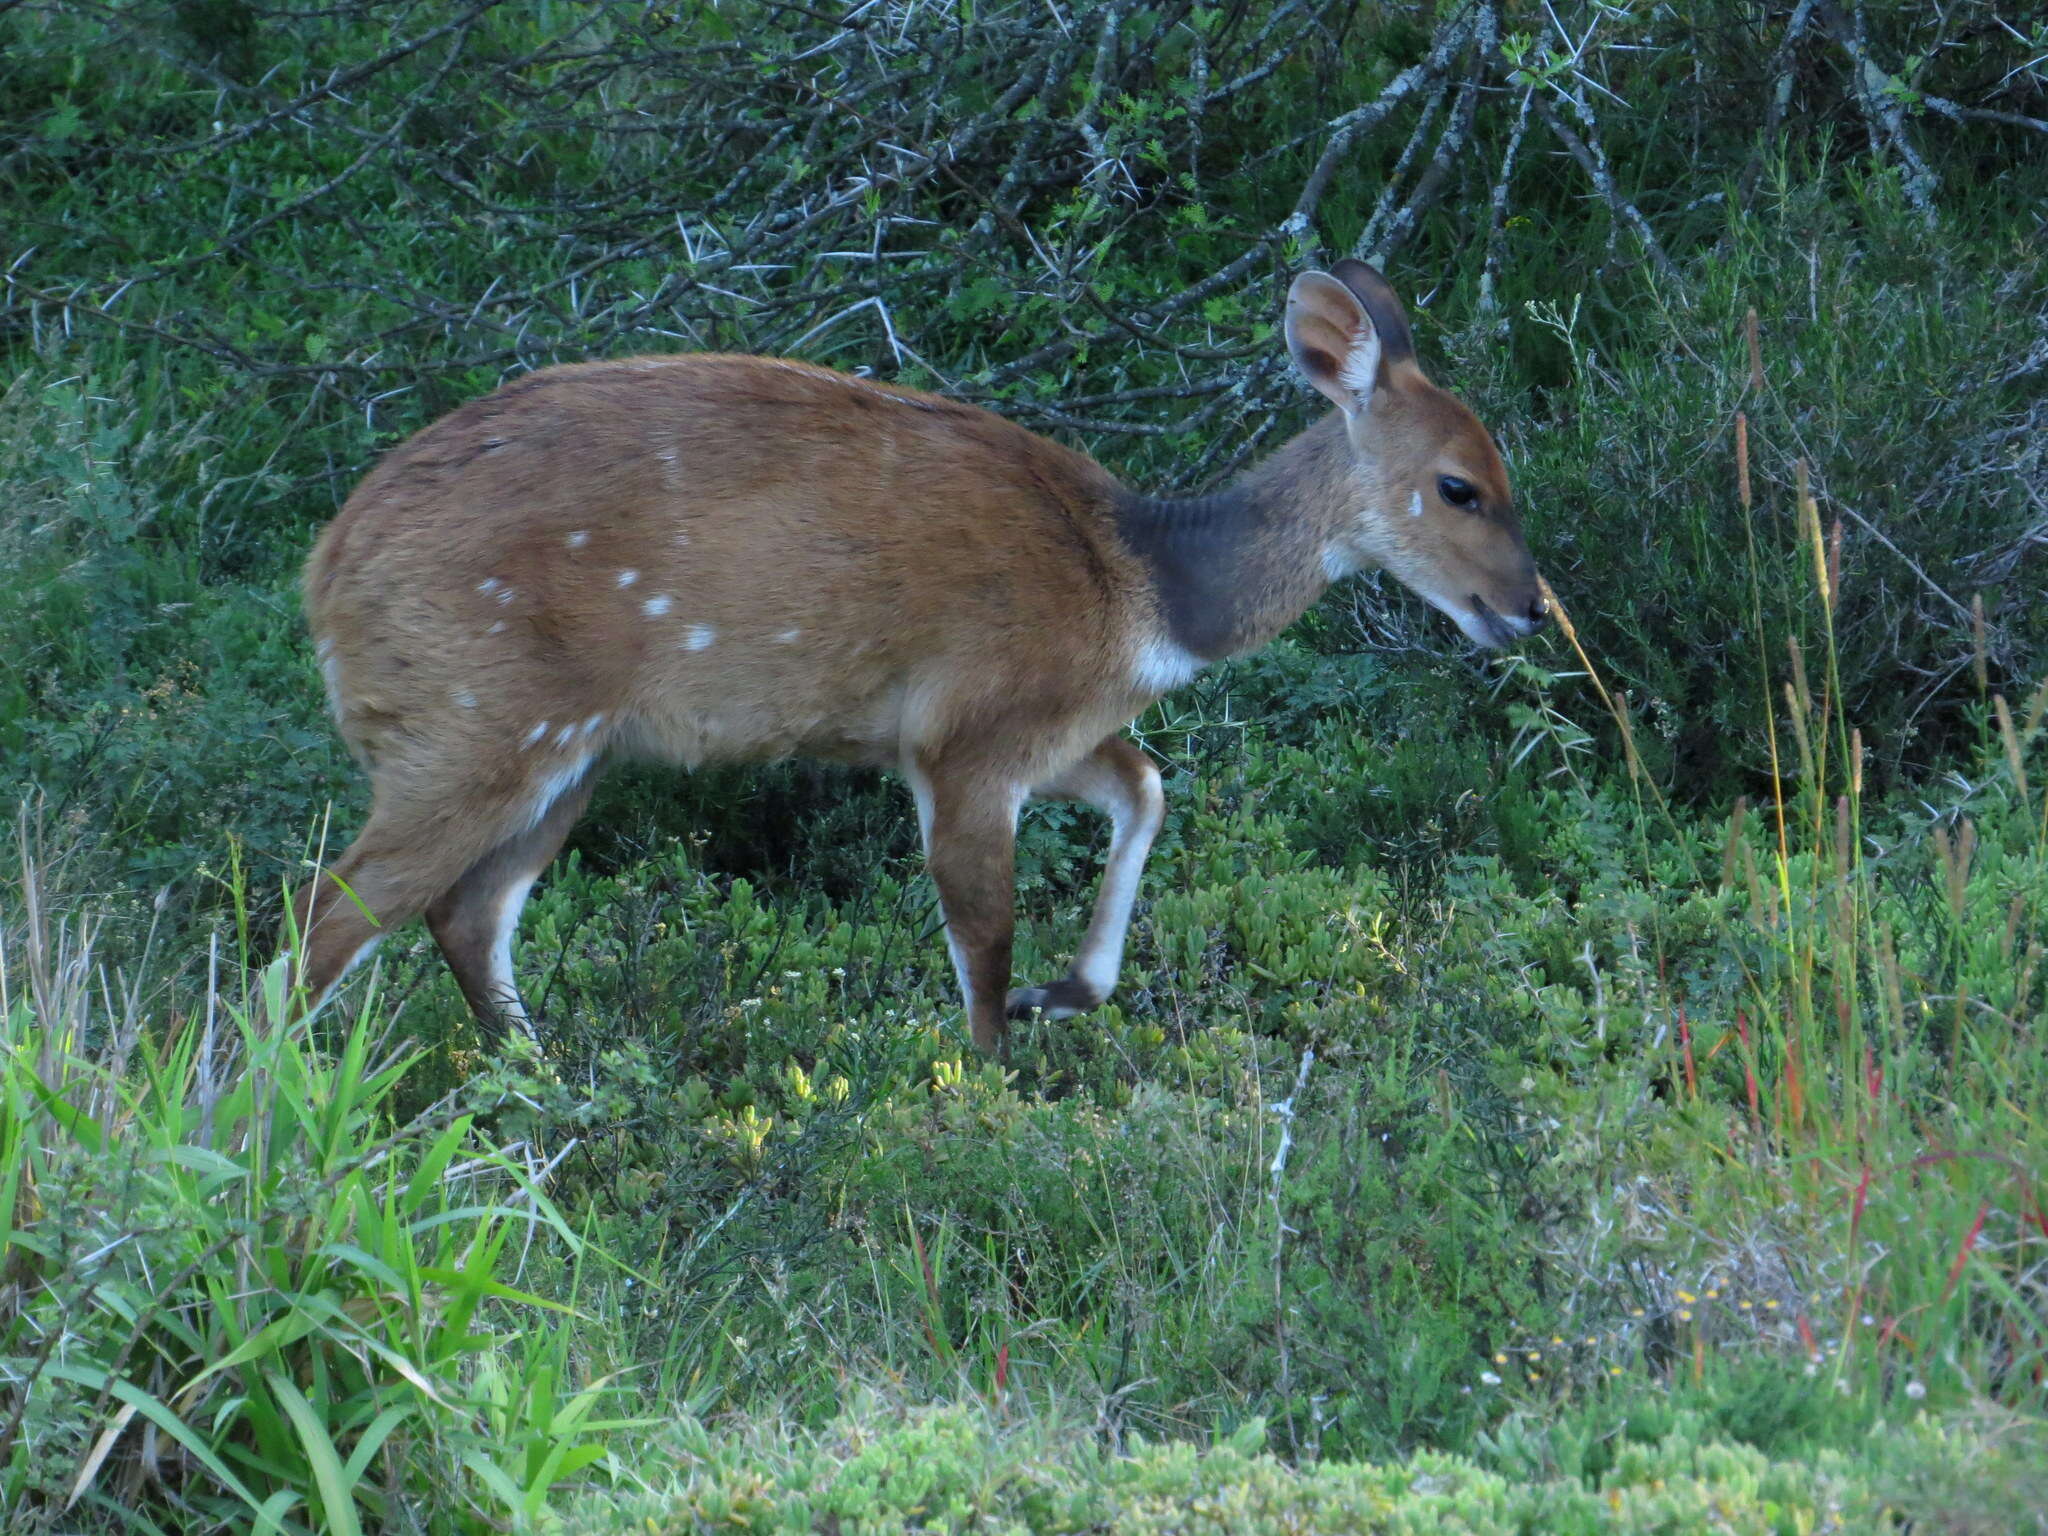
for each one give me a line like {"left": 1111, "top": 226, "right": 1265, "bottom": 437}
{"left": 1111, "top": 417, "right": 1350, "bottom": 661}
{"left": 1110, "top": 485, "right": 1266, "bottom": 661}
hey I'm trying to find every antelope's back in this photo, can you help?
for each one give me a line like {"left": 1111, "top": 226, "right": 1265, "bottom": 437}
{"left": 304, "top": 355, "right": 1148, "bottom": 770}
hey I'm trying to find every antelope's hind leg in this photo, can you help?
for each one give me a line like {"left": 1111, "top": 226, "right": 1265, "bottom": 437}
{"left": 907, "top": 754, "right": 1025, "bottom": 1054}
{"left": 287, "top": 745, "right": 599, "bottom": 1039}
{"left": 1006, "top": 735, "right": 1165, "bottom": 1022}
{"left": 289, "top": 798, "right": 509, "bottom": 1022}
{"left": 425, "top": 760, "right": 600, "bottom": 1046}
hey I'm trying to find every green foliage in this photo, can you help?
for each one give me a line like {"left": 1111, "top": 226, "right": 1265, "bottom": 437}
{"left": 0, "top": 869, "right": 626, "bottom": 1533}
{"left": 2, "top": 0, "right": 2046, "bottom": 1530}
{"left": 566, "top": 1396, "right": 2048, "bottom": 1533}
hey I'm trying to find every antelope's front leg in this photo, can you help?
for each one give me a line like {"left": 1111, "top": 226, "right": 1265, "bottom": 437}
{"left": 1007, "top": 734, "right": 1165, "bottom": 1022}
{"left": 907, "top": 758, "right": 1024, "bottom": 1052}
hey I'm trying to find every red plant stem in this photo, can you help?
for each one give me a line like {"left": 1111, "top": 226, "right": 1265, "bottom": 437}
{"left": 1942, "top": 1203, "right": 1989, "bottom": 1304}
{"left": 1679, "top": 1007, "right": 1697, "bottom": 1102}
{"left": 1738, "top": 1010, "right": 1760, "bottom": 1135}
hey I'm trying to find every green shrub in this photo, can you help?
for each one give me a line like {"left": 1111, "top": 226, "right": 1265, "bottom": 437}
{"left": 0, "top": 858, "right": 620, "bottom": 1532}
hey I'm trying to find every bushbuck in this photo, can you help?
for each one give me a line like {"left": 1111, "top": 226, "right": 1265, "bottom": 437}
{"left": 292, "top": 260, "right": 1544, "bottom": 1051}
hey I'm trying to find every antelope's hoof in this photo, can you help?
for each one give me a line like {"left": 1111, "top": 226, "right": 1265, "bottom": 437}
{"left": 1005, "top": 976, "right": 1102, "bottom": 1021}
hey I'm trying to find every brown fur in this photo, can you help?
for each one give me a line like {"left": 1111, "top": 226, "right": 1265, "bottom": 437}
{"left": 288, "top": 267, "right": 1542, "bottom": 1051}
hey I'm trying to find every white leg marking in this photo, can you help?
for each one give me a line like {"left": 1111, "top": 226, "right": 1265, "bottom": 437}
{"left": 1068, "top": 758, "right": 1166, "bottom": 1006}
{"left": 481, "top": 873, "right": 541, "bottom": 1039}
{"left": 320, "top": 654, "right": 344, "bottom": 716}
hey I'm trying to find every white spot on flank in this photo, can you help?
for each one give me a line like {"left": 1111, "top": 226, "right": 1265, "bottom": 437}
{"left": 581, "top": 713, "right": 606, "bottom": 737}
{"left": 553, "top": 723, "right": 576, "bottom": 748}
{"left": 487, "top": 620, "right": 508, "bottom": 635}
{"left": 478, "top": 577, "right": 501, "bottom": 595}
{"left": 616, "top": 569, "right": 639, "bottom": 588}
{"left": 524, "top": 753, "right": 592, "bottom": 832}
{"left": 673, "top": 531, "right": 691, "bottom": 548}
{"left": 453, "top": 689, "right": 478, "bottom": 709}
{"left": 1131, "top": 635, "right": 1205, "bottom": 696}
{"left": 495, "top": 587, "right": 516, "bottom": 605}
{"left": 1409, "top": 489, "right": 1425, "bottom": 518}
{"left": 775, "top": 628, "right": 801, "bottom": 643}
{"left": 682, "top": 624, "right": 716, "bottom": 651}
{"left": 643, "top": 595, "right": 672, "bottom": 617}
{"left": 523, "top": 721, "right": 549, "bottom": 748}
{"left": 566, "top": 530, "right": 589, "bottom": 549}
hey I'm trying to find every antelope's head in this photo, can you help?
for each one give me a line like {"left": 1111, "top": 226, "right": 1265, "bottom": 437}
{"left": 1286, "top": 259, "right": 1546, "bottom": 648}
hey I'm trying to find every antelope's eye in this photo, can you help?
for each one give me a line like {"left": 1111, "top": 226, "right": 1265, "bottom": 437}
{"left": 1438, "top": 475, "right": 1478, "bottom": 508}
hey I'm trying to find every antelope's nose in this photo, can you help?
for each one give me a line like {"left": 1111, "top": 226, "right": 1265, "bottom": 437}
{"left": 1526, "top": 593, "right": 1550, "bottom": 630}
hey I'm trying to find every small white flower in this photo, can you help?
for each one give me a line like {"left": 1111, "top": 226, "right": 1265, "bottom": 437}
{"left": 1905, "top": 1380, "right": 1926, "bottom": 1400}
{"left": 1480, "top": 1371, "right": 1503, "bottom": 1387}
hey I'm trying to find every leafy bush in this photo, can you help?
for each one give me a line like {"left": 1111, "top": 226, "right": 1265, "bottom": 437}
{"left": 0, "top": 853, "right": 616, "bottom": 1533}
{"left": 568, "top": 1395, "right": 2047, "bottom": 1533}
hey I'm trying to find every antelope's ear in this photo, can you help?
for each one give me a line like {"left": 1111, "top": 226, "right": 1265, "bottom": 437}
{"left": 1328, "top": 259, "right": 1417, "bottom": 368}
{"left": 1286, "top": 269, "right": 1383, "bottom": 415}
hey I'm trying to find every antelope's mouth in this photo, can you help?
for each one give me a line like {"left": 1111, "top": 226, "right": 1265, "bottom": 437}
{"left": 1468, "top": 596, "right": 1523, "bottom": 649}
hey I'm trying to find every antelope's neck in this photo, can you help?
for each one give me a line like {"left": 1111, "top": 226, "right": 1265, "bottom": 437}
{"left": 1111, "top": 415, "right": 1354, "bottom": 662}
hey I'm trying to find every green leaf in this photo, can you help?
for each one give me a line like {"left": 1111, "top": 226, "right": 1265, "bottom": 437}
{"left": 266, "top": 1369, "right": 362, "bottom": 1536}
